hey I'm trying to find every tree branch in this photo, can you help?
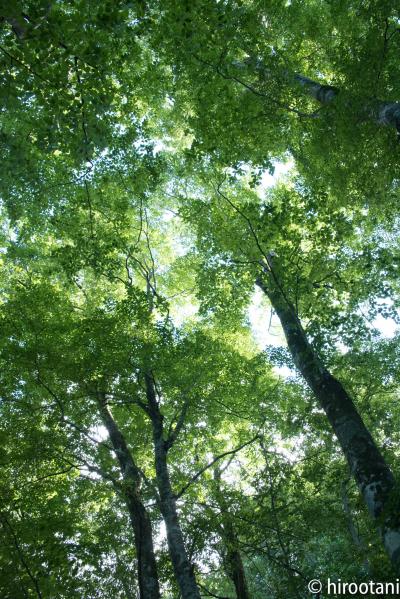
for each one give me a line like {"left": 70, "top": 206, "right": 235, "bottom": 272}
{"left": 175, "top": 433, "right": 260, "bottom": 499}
{"left": 166, "top": 398, "right": 190, "bottom": 451}
{"left": 198, "top": 581, "right": 233, "bottom": 599}
{"left": 0, "top": 514, "right": 43, "bottom": 599}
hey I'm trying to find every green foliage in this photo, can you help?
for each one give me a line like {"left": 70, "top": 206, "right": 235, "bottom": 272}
{"left": 0, "top": 2, "right": 399, "bottom": 597}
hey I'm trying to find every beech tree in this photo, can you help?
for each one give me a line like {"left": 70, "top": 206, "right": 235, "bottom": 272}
{"left": 1, "top": 1, "right": 400, "bottom": 597}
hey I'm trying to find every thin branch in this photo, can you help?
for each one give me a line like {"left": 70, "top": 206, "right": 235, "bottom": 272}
{"left": 215, "top": 178, "right": 270, "bottom": 265}
{"left": 36, "top": 373, "right": 65, "bottom": 420}
{"left": 194, "top": 54, "right": 319, "bottom": 119}
{"left": 35, "top": 377, "right": 114, "bottom": 450}
{"left": 213, "top": 179, "right": 297, "bottom": 315}
{"left": 19, "top": 465, "right": 76, "bottom": 489}
{"left": 217, "top": 453, "right": 236, "bottom": 477}
{"left": 74, "top": 56, "right": 92, "bottom": 165}
{"left": 175, "top": 433, "right": 260, "bottom": 499}
{"left": 84, "top": 180, "right": 95, "bottom": 239}
{"left": 103, "top": 390, "right": 149, "bottom": 414}
{"left": 144, "top": 206, "right": 157, "bottom": 292}
{"left": 1, "top": 515, "right": 43, "bottom": 599}
{"left": 0, "top": 44, "right": 52, "bottom": 85}
{"left": 60, "top": 453, "right": 121, "bottom": 491}
{"left": 198, "top": 581, "right": 233, "bottom": 599}
{"left": 242, "top": 538, "right": 307, "bottom": 580}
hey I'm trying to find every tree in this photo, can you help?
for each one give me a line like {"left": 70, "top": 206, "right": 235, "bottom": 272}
{"left": 1, "top": 1, "right": 400, "bottom": 596}
{"left": 179, "top": 173, "right": 400, "bottom": 569}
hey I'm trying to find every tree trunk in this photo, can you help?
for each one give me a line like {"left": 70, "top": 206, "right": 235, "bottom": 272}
{"left": 341, "top": 479, "right": 371, "bottom": 575}
{"left": 96, "top": 395, "right": 161, "bottom": 599}
{"left": 145, "top": 374, "right": 201, "bottom": 599}
{"left": 214, "top": 468, "right": 251, "bottom": 599}
{"left": 293, "top": 72, "right": 400, "bottom": 130}
{"left": 256, "top": 269, "right": 400, "bottom": 570}
{"left": 238, "top": 58, "right": 400, "bottom": 132}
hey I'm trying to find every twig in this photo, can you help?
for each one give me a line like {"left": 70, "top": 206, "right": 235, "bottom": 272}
{"left": 0, "top": 515, "right": 43, "bottom": 598}
{"left": 198, "top": 581, "right": 233, "bottom": 599}
{"left": 176, "top": 433, "right": 260, "bottom": 499}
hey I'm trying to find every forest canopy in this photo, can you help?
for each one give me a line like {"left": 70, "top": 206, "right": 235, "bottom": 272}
{"left": 1, "top": 1, "right": 400, "bottom": 598}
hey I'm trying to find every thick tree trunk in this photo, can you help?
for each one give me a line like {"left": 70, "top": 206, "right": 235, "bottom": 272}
{"left": 145, "top": 374, "right": 201, "bottom": 599}
{"left": 96, "top": 395, "right": 161, "bottom": 599}
{"left": 237, "top": 58, "right": 400, "bottom": 132}
{"left": 293, "top": 72, "right": 400, "bottom": 130}
{"left": 256, "top": 271, "right": 400, "bottom": 570}
{"left": 227, "top": 550, "right": 251, "bottom": 599}
{"left": 214, "top": 469, "right": 251, "bottom": 599}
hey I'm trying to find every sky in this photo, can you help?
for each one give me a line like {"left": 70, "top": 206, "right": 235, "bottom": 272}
{"left": 249, "top": 159, "right": 398, "bottom": 373}
{"left": 170, "top": 157, "right": 399, "bottom": 374}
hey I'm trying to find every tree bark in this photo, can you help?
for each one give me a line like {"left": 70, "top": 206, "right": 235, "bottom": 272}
{"left": 96, "top": 394, "right": 161, "bottom": 599}
{"left": 213, "top": 468, "right": 251, "bottom": 599}
{"left": 237, "top": 58, "right": 400, "bottom": 132}
{"left": 144, "top": 374, "right": 201, "bottom": 599}
{"left": 293, "top": 72, "right": 400, "bottom": 130}
{"left": 256, "top": 267, "right": 400, "bottom": 570}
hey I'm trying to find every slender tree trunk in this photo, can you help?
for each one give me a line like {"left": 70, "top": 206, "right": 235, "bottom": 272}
{"left": 256, "top": 267, "right": 400, "bottom": 570}
{"left": 96, "top": 394, "right": 161, "bottom": 599}
{"left": 341, "top": 479, "right": 371, "bottom": 575}
{"left": 214, "top": 468, "right": 251, "bottom": 599}
{"left": 144, "top": 374, "right": 201, "bottom": 599}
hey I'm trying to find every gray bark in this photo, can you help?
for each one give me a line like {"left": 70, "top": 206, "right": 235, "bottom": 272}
{"left": 256, "top": 266, "right": 400, "bottom": 571}
{"left": 96, "top": 395, "right": 161, "bottom": 599}
{"left": 293, "top": 72, "right": 400, "bottom": 130}
{"left": 238, "top": 58, "right": 400, "bottom": 132}
{"left": 144, "top": 374, "right": 201, "bottom": 599}
{"left": 292, "top": 73, "right": 339, "bottom": 104}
